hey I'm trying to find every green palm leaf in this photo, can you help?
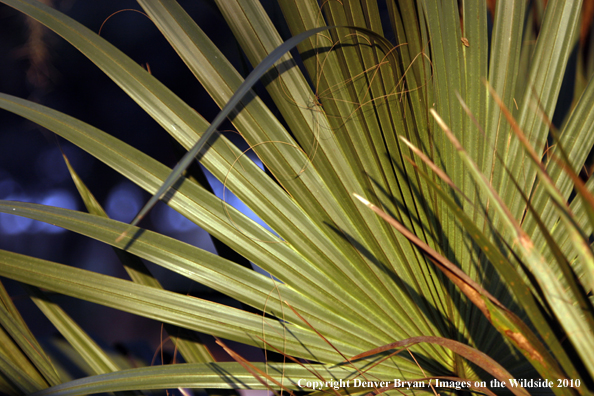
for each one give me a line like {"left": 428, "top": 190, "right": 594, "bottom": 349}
{"left": 0, "top": 0, "right": 592, "bottom": 395}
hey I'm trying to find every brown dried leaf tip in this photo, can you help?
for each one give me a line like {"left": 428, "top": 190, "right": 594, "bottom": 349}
{"left": 504, "top": 330, "right": 544, "bottom": 364}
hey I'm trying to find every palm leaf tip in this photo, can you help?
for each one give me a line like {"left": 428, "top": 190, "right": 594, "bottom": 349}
{"left": 353, "top": 193, "right": 372, "bottom": 207}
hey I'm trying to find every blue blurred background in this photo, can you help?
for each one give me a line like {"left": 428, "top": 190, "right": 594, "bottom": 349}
{"left": 0, "top": 0, "right": 282, "bottom": 384}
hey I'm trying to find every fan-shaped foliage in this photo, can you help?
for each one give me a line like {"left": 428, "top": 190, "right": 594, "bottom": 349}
{"left": 0, "top": 1, "right": 593, "bottom": 395}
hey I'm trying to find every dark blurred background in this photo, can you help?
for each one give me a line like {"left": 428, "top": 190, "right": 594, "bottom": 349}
{"left": 0, "top": 0, "right": 286, "bottom": 383}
